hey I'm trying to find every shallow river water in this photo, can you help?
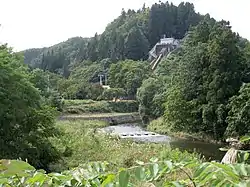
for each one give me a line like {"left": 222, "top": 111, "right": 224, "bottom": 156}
{"left": 101, "top": 123, "right": 225, "bottom": 161}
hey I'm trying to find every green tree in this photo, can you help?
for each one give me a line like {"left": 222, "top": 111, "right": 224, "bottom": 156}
{"left": 163, "top": 21, "right": 244, "bottom": 139}
{"left": 0, "top": 45, "right": 59, "bottom": 170}
{"left": 226, "top": 83, "right": 250, "bottom": 137}
{"left": 23, "top": 2, "right": 204, "bottom": 69}
{"left": 101, "top": 88, "right": 125, "bottom": 101}
{"left": 87, "top": 33, "right": 99, "bottom": 62}
{"left": 137, "top": 77, "right": 165, "bottom": 123}
{"left": 124, "top": 27, "right": 149, "bottom": 60}
{"left": 108, "top": 60, "right": 150, "bottom": 98}
{"left": 30, "top": 69, "right": 64, "bottom": 111}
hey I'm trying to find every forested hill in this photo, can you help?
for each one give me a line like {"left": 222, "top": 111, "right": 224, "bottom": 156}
{"left": 22, "top": 1, "right": 206, "bottom": 75}
{"left": 22, "top": 37, "right": 90, "bottom": 76}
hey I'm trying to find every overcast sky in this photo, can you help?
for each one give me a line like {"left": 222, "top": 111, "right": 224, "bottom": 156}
{"left": 0, "top": 0, "right": 249, "bottom": 51}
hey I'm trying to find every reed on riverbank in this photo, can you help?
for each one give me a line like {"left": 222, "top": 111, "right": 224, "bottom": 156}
{"left": 49, "top": 119, "right": 200, "bottom": 172}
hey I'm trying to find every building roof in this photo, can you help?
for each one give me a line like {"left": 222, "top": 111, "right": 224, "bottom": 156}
{"left": 159, "top": 38, "right": 179, "bottom": 45}
{"left": 149, "top": 37, "right": 180, "bottom": 58}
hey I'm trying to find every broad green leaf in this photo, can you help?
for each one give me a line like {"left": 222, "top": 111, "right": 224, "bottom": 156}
{"left": 118, "top": 170, "right": 129, "bottom": 187}
{"left": 135, "top": 167, "right": 145, "bottom": 181}
{"left": 101, "top": 174, "right": 115, "bottom": 187}
{"left": 211, "top": 162, "right": 239, "bottom": 180}
{"left": 211, "top": 179, "right": 222, "bottom": 186}
{"left": 184, "top": 161, "right": 198, "bottom": 169}
{"left": 240, "top": 164, "right": 248, "bottom": 176}
{"left": 197, "top": 171, "right": 214, "bottom": 186}
{"left": 69, "top": 179, "right": 79, "bottom": 186}
{"left": 240, "top": 136, "right": 250, "bottom": 142}
{"left": 171, "top": 181, "right": 184, "bottom": 187}
{"left": 216, "top": 178, "right": 231, "bottom": 186}
{"left": 149, "top": 164, "right": 159, "bottom": 179}
{"left": 243, "top": 152, "right": 249, "bottom": 161}
{"left": 193, "top": 163, "right": 210, "bottom": 178}
{"left": 26, "top": 172, "right": 47, "bottom": 184}
{"left": 0, "top": 160, "right": 34, "bottom": 177}
{"left": 164, "top": 161, "right": 173, "bottom": 170}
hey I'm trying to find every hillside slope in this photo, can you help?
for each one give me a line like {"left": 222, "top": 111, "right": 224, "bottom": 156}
{"left": 22, "top": 2, "right": 207, "bottom": 76}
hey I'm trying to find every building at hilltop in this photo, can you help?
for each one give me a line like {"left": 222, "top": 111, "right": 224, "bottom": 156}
{"left": 149, "top": 36, "right": 180, "bottom": 70}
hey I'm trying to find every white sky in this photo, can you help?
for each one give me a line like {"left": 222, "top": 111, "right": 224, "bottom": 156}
{"left": 0, "top": 0, "right": 249, "bottom": 51}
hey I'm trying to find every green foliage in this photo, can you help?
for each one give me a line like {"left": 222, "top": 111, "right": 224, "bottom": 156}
{"left": 137, "top": 77, "right": 166, "bottom": 123}
{"left": 70, "top": 61, "right": 103, "bottom": 83}
{"left": 109, "top": 60, "right": 150, "bottom": 98}
{"left": 164, "top": 86, "right": 196, "bottom": 132}
{"left": 148, "top": 2, "right": 202, "bottom": 46}
{"left": 30, "top": 68, "right": 64, "bottom": 111}
{"left": 147, "top": 117, "right": 170, "bottom": 135}
{"left": 23, "top": 2, "right": 204, "bottom": 73}
{"left": 106, "top": 101, "right": 138, "bottom": 113}
{"left": 47, "top": 90, "right": 64, "bottom": 111}
{"left": 1, "top": 158, "right": 249, "bottom": 186}
{"left": 161, "top": 20, "right": 245, "bottom": 140}
{"left": 49, "top": 120, "right": 197, "bottom": 171}
{"left": 64, "top": 100, "right": 138, "bottom": 114}
{"left": 101, "top": 88, "right": 125, "bottom": 101}
{"left": 124, "top": 26, "right": 149, "bottom": 60}
{"left": 23, "top": 37, "right": 89, "bottom": 76}
{"left": 64, "top": 99, "right": 96, "bottom": 106}
{"left": 226, "top": 83, "right": 250, "bottom": 137}
{"left": 0, "top": 45, "right": 60, "bottom": 170}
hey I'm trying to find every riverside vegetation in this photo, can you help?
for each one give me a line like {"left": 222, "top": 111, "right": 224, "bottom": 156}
{"left": 1, "top": 1, "right": 250, "bottom": 186}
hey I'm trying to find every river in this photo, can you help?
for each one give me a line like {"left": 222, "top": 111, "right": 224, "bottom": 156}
{"left": 101, "top": 123, "right": 225, "bottom": 161}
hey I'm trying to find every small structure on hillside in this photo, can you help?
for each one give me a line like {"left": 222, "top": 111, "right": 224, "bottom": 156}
{"left": 98, "top": 73, "right": 110, "bottom": 89}
{"left": 149, "top": 36, "right": 180, "bottom": 70}
{"left": 149, "top": 36, "right": 180, "bottom": 61}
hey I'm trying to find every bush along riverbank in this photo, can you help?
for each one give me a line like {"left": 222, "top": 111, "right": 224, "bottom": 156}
{"left": 147, "top": 118, "right": 224, "bottom": 144}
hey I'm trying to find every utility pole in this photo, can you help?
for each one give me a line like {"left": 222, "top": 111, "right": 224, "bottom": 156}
{"left": 98, "top": 74, "right": 104, "bottom": 85}
{"left": 104, "top": 72, "right": 108, "bottom": 85}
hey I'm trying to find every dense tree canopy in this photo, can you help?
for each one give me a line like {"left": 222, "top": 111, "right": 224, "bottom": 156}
{"left": 137, "top": 77, "right": 165, "bottom": 123}
{"left": 226, "top": 83, "right": 250, "bottom": 137}
{"left": 22, "top": 1, "right": 203, "bottom": 72}
{"left": 108, "top": 60, "right": 151, "bottom": 98}
{"left": 137, "top": 18, "right": 250, "bottom": 140}
{"left": 0, "top": 45, "right": 59, "bottom": 170}
{"left": 147, "top": 20, "right": 249, "bottom": 139}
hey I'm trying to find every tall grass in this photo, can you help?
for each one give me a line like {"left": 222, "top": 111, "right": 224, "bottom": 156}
{"left": 49, "top": 119, "right": 199, "bottom": 172}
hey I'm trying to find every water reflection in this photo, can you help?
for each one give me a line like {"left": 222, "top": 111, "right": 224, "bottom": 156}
{"left": 101, "top": 123, "right": 225, "bottom": 161}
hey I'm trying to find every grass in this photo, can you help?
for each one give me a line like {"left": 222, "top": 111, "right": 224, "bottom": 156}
{"left": 64, "top": 99, "right": 96, "bottom": 106}
{"left": 49, "top": 119, "right": 200, "bottom": 172}
{"left": 63, "top": 99, "right": 138, "bottom": 114}
{"left": 61, "top": 112, "right": 138, "bottom": 118}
